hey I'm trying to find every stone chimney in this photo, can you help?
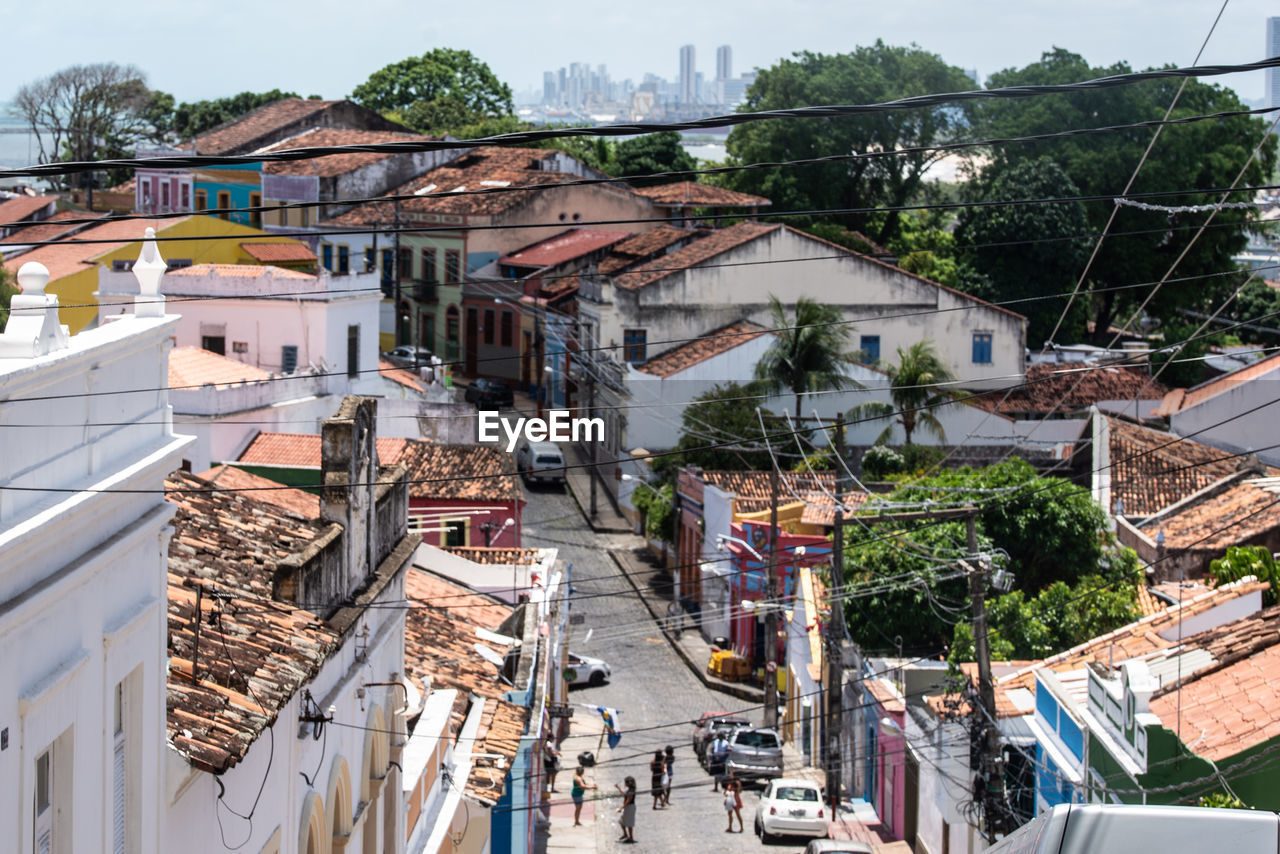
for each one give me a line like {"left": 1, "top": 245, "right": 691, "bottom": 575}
{"left": 0, "top": 262, "right": 70, "bottom": 358}
{"left": 321, "top": 396, "right": 380, "bottom": 600}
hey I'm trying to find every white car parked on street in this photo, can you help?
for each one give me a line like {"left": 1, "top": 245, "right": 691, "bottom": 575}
{"left": 566, "top": 651, "right": 611, "bottom": 687}
{"left": 754, "top": 778, "right": 828, "bottom": 842}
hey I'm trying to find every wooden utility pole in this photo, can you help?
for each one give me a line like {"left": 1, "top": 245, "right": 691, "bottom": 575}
{"left": 587, "top": 369, "right": 598, "bottom": 519}
{"left": 765, "top": 465, "right": 780, "bottom": 728}
{"left": 825, "top": 413, "right": 848, "bottom": 809}
{"left": 965, "top": 515, "right": 1001, "bottom": 845}
{"left": 393, "top": 198, "right": 403, "bottom": 346}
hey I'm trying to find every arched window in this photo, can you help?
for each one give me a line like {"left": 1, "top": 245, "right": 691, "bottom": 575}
{"left": 298, "top": 791, "right": 326, "bottom": 854}
{"left": 326, "top": 757, "right": 353, "bottom": 851}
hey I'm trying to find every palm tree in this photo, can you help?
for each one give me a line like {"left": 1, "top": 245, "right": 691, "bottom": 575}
{"left": 753, "top": 295, "right": 859, "bottom": 420}
{"left": 850, "top": 340, "right": 956, "bottom": 445}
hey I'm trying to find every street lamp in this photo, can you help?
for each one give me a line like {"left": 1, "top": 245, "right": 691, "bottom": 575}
{"left": 716, "top": 534, "right": 763, "bottom": 562}
{"left": 481, "top": 516, "right": 515, "bottom": 547}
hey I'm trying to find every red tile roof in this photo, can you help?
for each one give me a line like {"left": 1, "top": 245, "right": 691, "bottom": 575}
{"left": 4, "top": 218, "right": 188, "bottom": 283}
{"left": 597, "top": 225, "right": 696, "bottom": 274}
{"left": 1153, "top": 476, "right": 1280, "bottom": 554}
{"left": 0, "top": 195, "right": 57, "bottom": 224}
{"left": 167, "top": 263, "right": 316, "bottom": 280}
{"left": 498, "top": 228, "right": 632, "bottom": 269}
{"left": 636, "top": 320, "right": 771, "bottom": 377}
{"left": 631, "top": 181, "right": 771, "bottom": 207}
{"left": 169, "top": 346, "right": 271, "bottom": 389}
{"left": 698, "top": 470, "right": 868, "bottom": 521}
{"left": 190, "top": 99, "right": 339, "bottom": 155}
{"left": 164, "top": 470, "right": 340, "bottom": 773}
{"left": 1107, "top": 418, "right": 1245, "bottom": 516}
{"left": 403, "top": 568, "right": 527, "bottom": 804}
{"left": 378, "top": 358, "right": 425, "bottom": 392}
{"left": 198, "top": 464, "right": 320, "bottom": 519}
{"left": 260, "top": 128, "right": 432, "bottom": 177}
{"left": 1154, "top": 351, "right": 1280, "bottom": 416}
{"left": 238, "top": 431, "right": 410, "bottom": 468}
{"left": 613, "top": 222, "right": 782, "bottom": 290}
{"left": 0, "top": 210, "right": 100, "bottom": 246}
{"left": 406, "top": 568, "right": 513, "bottom": 627}
{"left": 972, "top": 363, "right": 1166, "bottom": 416}
{"left": 239, "top": 241, "right": 317, "bottom": 263}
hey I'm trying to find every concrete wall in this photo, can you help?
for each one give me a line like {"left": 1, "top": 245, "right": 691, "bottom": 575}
{"left": 1170, "top": 373, "right": 1280, "bottom": 468}
{"left": 0, "top": 313, "right": 192, "bottom": 854}
{"left": 907, "top": 711, "right": 982, "bottom": 854}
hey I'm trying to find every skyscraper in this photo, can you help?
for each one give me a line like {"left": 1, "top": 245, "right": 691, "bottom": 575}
{"left": 716, "top": 45, "right": 732, "bottom": 82}
{"left": 680, "top": 44, "right": 697, "bottom": 105}
{"left": 1268, "top": 18, "right": 1280, "bottom": 109}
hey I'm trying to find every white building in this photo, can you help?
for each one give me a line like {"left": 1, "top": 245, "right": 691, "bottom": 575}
{"left": 1153, "top": 351, "right": 1280, "bottom": 469}
{"left": 0, "top": 259, "right": 192, "bottom": 854}
{"left": 161, "top": 396, "right": 419, "bottom": 854}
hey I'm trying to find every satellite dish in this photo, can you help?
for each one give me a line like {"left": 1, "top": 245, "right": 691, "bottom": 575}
{"left": 474, "top": 643, "right": 505, "bottom": 668}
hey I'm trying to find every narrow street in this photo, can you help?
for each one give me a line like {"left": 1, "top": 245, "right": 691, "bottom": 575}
{"left": 520, "top": 480, "right": 814, "bottom": 854}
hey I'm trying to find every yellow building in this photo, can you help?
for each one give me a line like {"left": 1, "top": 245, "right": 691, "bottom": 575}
{"left": 4, "top": 215, "right": 315, "bottom": 333}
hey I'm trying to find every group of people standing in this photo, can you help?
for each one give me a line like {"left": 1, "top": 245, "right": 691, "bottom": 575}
{"left": 708, "top": 731, "right": 745, "bottom": 831}
{"left": 613, "top": 745, "right": 675, "bottom": 843}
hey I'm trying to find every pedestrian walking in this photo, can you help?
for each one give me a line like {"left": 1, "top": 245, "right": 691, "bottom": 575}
{"left": 662, "top": 745, "right": 675, "bottom": 805}
{"left": 571, "top": 765, "right": 596, "bottom": 827}
{"left": 723, "top": 781, "right": 737, "bottom": 831}
{"left": 730, "top": 776, "right": 745, "bottom": 832}
{"left": 709, "top": 732, "right": 730, "bottom": 791}
{"left": 543, "top": 741, "right": 562, "bottom": 792}
{"left": 615, "top": 776, "right": 637, "bottom": 843}
{"left": 649, "top": 750, "right": 666, "bottom": 809}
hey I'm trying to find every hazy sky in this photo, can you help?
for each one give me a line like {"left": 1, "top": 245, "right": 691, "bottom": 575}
{"left": 5, "top": 0, "right": 1277, "bottom": 104}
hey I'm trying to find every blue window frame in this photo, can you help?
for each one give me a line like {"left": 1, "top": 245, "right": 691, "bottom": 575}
{"left": 972, "top": 332, "right": 992, "bottom": 364}
{"left": 381, "top": 249, "right": 395, "bottom": 286}
{"left": 321, "top": 243, "right": 333, "bottom": 271}
{"left": 623, "top": 328, "right": 647, "bottom": 363}
{"left": 281, "top": 345, "right": 298, "bottom": 373}
{"left": 859, "top": 335, "right": 880, "bottom": 364}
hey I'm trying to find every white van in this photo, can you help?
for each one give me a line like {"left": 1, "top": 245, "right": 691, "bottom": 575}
{"left": 515, "top": 441, "right": 565, "bottom": 486}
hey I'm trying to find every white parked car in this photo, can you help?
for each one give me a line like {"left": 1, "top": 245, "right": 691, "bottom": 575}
{"left": 754, "top": 778, "right": 828, "bottom": 842}
{"left": 566, "top": 652, "right": 611, "bottom": 687}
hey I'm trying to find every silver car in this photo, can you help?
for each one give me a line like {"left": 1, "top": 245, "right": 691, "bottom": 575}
{"left": 725, "top": 726, "right": 784, "bottom": 781}
{"left": 516, "top": 441, "right": 565, "bottom": 486}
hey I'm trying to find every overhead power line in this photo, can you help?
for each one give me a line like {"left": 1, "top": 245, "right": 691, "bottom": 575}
{"left": 7, "top": 54, "right": 1280, "bottom": 179}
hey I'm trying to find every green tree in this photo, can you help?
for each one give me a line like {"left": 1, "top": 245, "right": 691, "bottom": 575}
{"left": 968, "top": 49, "right": 1275, "bottom": 342}
{"left": 1228, "top": 278, "right": 1280, "bottom": 344}
{"left": 956, "top": 158, "right": 1091, "bottom": 347}
{"left": 0, "top": 263, "right": 17, "bottom": 332}
{"left": 724, "top": 42, "right": 975, "bottom": 245}
{"left": 754, "top": 295, "right": 859, "bottom": 420}
{"left": 887, "top": 211, "right": 959, "bottom": 288}
{"left": 632, "top": 481, "right": 675, "bottom": 542}
{"left": 612, "top": 131, "right": 695, "bottom": 182}
{"left": 1209, "top": 545, "right": 1280, "bottom": 605}
{"left": 169, "top": 89, "right": 301, "bottom": 140}
{"left": 351, "top": 49, "right": 513, "bottom": 133}
{"left": 653, "top": 382, "right": 777, "bottom": 473}
{"left": 848, "top": 340, "right": 955, "bottom": 445}
{"left": 1150, "top": 319, "right": 1215, "bottom": 388}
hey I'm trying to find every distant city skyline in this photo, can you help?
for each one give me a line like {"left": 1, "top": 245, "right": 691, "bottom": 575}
{"left": 5, "top": 0, "right": 1278, "bottom": 105}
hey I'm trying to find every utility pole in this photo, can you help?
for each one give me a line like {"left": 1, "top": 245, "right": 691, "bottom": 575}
{"left": 587, "top": 367, "right": 597, "bottom": 519}
{"left": 966, "top": 514, "right": 1002, "bottom": 845}
{"left": 393, "top": 198, "right": 403, "bottom": 346}
{"left": 765, "top": 466, "right": 780, "bottom": 729}
{"left": 825, "top": 413, "right": 848, "bottom": 811}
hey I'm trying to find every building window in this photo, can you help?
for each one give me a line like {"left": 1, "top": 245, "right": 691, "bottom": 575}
{"left": 282, "top": 345, "right": 298, "bottom": 373}
{"left": 232, "top": 340, "right": 249, "bottom": 354}
{"left": 398, "top": 247, "right": 413, "bottom": 281}
{"left": 483, "top": 308, "right": 495, "bottom": 345}
{"left": 35, "top": 748, "right": 52, "bottom": 853}
{"left": 381, "top": 249, "right": 395, "bottom": 286}
{"left": 443, "top": 519, "right": 467, "bottom": 547}
{"left": 421, "top": 248, "right": 438, "bottom": 284}
{"left": 422, "top": 314, "right": 436, "bottom": 352}
{"left": 161, "top": 181, "right": 170, "bottom": 210}
{"left": 166, "top": 259, "right": 192, "bottom": 271}
{"left": 249, "top": 192, "right": 262, "bottom": 228}
{"left": 364, "top": 247, "right": 376, "bottom": 273}
{"left": 321, "top": 243, "right": 333, "bottom": 271}
{"left": 500, "top": 310, "right": 513, "bottom": 348}
{"left": 180, "top": 184, "right": 190, "bottom": 210}
{"left": 623, "top": 328, "right": 647, "bottom": 363}
{"left": 444, "top": 249, "right": 460, "bottom": 284}
{"left": 859, "top": 335, "right": 880, "bottom": 364}
{"left": 336, "top": 244, "right": 350, "bottom": 275}
{"left": 194, "top": 190, "right": 207, "bottom": 211}
{"left": 972, "top": 332, "right": 993, "bottom": 364}
{"left": 112, "top": 260, "right": 134, "bottom": 273}
{"left": 202, "top": 335, "right": 226, "bottom": 355}
{"left": 347, "top": 325, "right": 360, "bottom": 378}
{"left": 216, "top": 190, "right": 230, "bottom": 221}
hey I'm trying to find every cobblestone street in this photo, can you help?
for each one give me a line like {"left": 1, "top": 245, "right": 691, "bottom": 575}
{"left": 522, "top": 481, "right": 815, "bottom": 854}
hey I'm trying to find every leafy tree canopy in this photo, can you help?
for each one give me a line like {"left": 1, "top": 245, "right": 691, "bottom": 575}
{"left": 651, "top": 382, "right": 778, "bottom": 474}
{"left": 612, "top": 131, "right": 696, "bottom": 182}
{"left": 955, "top": 157, "right": 1091, "bottom": 347}
{"left": 968, "top": 48, "right": 1276, "bottom": 342}
{"left": 352, "top": 48, "right": 513, "bottom": 133}
{"left": 724, "top": 42, "right": 975, "bottom": 245}
{"left": 1209, "top": 545, "right": 1280, "bottom": 606}
{"left": 167, "top": 89, "right": 302, "bottom": 140}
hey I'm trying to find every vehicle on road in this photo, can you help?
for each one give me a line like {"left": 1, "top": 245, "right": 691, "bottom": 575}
{"left": 803, "top": 841, "right": 872, "bottom": 854}
{"left": 754, "top": 778, "right": 827, "bottom": 842}
{"left": 724, "top": 726, "right": 784, "bottom": 780}
{"left": 692, "top": 712, "right": 751, "bottom": 764}
{"left": 464, "top": 377, "right": 514, "bottom": 408}
{"left": 382, "top": 345, "right": 433, "bottom": 369}
{"left": 566, "top": 651, "right": 611, "bottom": 687}
{"left": 515, "top": 441, "right": 566, "bottom": 486}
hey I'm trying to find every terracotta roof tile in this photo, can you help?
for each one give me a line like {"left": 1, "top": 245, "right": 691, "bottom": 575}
{"left": 498, "top": 228, "right": 631, "bottom": 269}
{"left": 0, "top": 195, "right": 57, "bottom": 224}
{"left": 597, "top": 225, "right": 696, "bottom": 274}
{"left": 3, "top": 217, "right": 188, "bottom": 283}
{"left": 405, "top": 568, "right": 513, "bottom": 627}
{"left": 239, "top": 241, "right": 317, "bottom": 263}
{"left": 1154, "top": 478, "right": 1280, "bottom": 553}
{"left": 198, "top": 464, "right": 320, "bottom": 519}
{"left": 167, "top": 263, "right": 316, "bottom": 280}
{"left": 1108, "top": 418, "right": 1244, "bottom": 516}
{"left": 1156, "top": 351, "right": 1280, "bottom": 415}
{"left": 613, "top": 222, "right": 781, "bottom": 290}
{"left": 238, "top": 431, "right": 409, "bottom": 469}
{"left": 972, "top": 363, "right": 1166, "bottom": 416}
{"left": 378, "top": 358, "right": 425, "bottom": 393}
{"left": 631, "top": 181, "right": 771, "bottom": 207}
{"left": 260, "top": 128, "right": 433, "bottom": 177}
{"left": 169, "top": 346, "right": 271, "bottom": 389}
{"left": 403, "top": 568, "right": 527, "bottom": 805}
{"left": 636, "top": 320, "right": 770, "bottom": 377}
{"left": 699, "top": 470, "right": 867, "bottom": 522}
{"left": 0, "top": 210, "right": 101, "bottom": 245}
{"left": 164, "top": 470, "right": 340, "bottom": 773}
{"left": 191, "top": 99, "right": 339, "bottom": 155}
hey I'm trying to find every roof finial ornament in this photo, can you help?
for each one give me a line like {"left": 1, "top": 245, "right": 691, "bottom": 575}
{"left": 133, "top": 227, "right": 167, "bottom": 318}
{"left": 0, "top": 261, "right": 70, "bottom": 358}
